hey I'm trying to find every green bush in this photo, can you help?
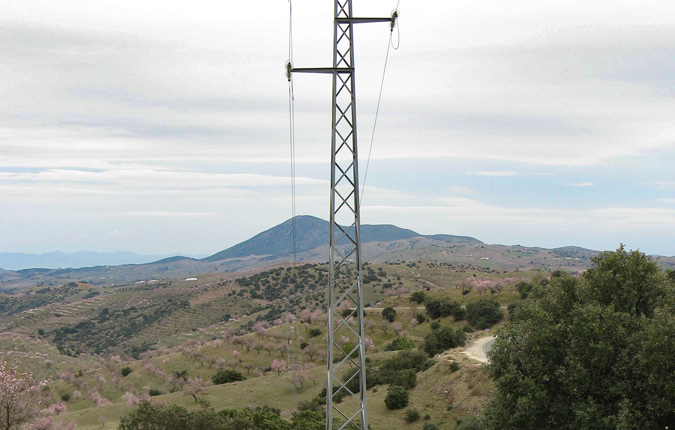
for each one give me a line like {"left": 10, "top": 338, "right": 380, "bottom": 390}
{"left": 60, "top": 393, "right": 71, "bottom": 402}
{"left": 405, "top": 408, "right": 420, "bottom": 423}
{"left": 382, "top": 306, "right": 397, "bottom": 322}
{"left": 149, "top": 388, "right": 162, "bottom": 396}
{"left": 423, "top": 326, "right": 465, "bottom": 356}
{"left": 308, "top": 328, "right": 322, "bottom": 337}
{"left": 466, "top": 298, "right": 503, "bottom": 329}
{"left": 388, "top": 369, "right": 417, "bottom": 390}
{"left": 385, "top": 336, "right": 417, "bottom": 351}
{"left": 212, "top": 369, "right": 245, "bottom": 385}
{"left": 384, "top": 385, "right": 409, "bottom": 410}
{"left": 422, "top": 423, "right": 439, "bottom": 430}
{"left": 456, "top": 417, "right": 484, "bottom": 430}
{"left": 379, "top": 350, "right": 431, "bottom": 383}
{"left": 121, "top": 366, "right": 132, "bottom": 377}
{"left": 416, "top": 313, "right": 427, "bottom": 324}
{"left": 425, "top": 298, "right": 464, "bottom": 320}
{"left": 410, "top": 291, "right": 426, "bottom": 304}
{"left": 449, "top": 361, "right": 460, "bottom": 372}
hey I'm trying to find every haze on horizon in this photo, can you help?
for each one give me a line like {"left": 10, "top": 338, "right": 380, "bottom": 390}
{"left": 1, "top": 0, "right": 674, "bottom": 257}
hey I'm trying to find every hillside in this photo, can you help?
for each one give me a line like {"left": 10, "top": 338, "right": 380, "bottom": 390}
{"left": 1, "top": 260, "right": 529, "bottom": 429}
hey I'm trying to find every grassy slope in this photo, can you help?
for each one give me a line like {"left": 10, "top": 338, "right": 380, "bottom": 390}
{"left": 0, "top": 261, "right": 537, "bottom": 429}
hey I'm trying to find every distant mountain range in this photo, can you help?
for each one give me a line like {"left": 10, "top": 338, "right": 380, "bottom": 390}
{"left": 1, "top": 215, "right": 672, "bottom": 290}
{"left": 0, "top": 251, "right": 177, "bottom": 271}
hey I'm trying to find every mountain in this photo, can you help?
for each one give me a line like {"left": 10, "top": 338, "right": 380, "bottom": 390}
{"left": 0, "top": 251, "right": 175, "bottom": 271}
{"left": 204, "top": 215, "right": 481, "bottom": 262}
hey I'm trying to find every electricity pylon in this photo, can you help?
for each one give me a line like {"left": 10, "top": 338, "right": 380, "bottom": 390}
{"left": 287, "top": 2, "right": 396, "bottom": 429}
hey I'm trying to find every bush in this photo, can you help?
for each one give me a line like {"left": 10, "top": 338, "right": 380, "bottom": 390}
{"left": 423, "top": 423, "right": 439, "bottom": 430}
{"left": 388, "top": 369, "right": 417, "bottom": 390}
{"left": 385, "top": 337, "right": 417, "bottom": 351}
{"left": 405, "top": 408, "right": 420, "bottom": 423}
{"left": 423, "top": 326, "right": 465, "bottom": 356}
{"left": 61, "top": 393, "right": 71, "bottom": 402}
{"left": 456, "top": 417, "right": 484, "bottom": 430}
{"left": 449, "top": 361, "right": 460, "bottom": 372}
{"left": 425, "top": 298, "right": 464, "bottom": 320}
{"left": 384, "top": 385, "right": 409, "bottom": 410}
{"left": 308, "top": 328, "right": 322, "bottom": 337}
{"left": 382, "top": 307, "right": 397, "bottom": 322}
{"left": 121, "top": 367, "right": 133, "bottom": 377}
{"left": 466, "top": 298, "right": 503, "bottom": 329}
{"left": 416, "top": 313, "right": 427, "bottom": 324}
{"left": 211, "top": 369, "right": 245, "bottom": 385}
{"left": 410, "top": 291, "right": 426, "bottom": 304}
{"left": 430, "top": 321, "right": 440, "bottom": 330}
{"left": 149, "top": 388, "right": 162, "bottom": 396}
{"left": 379, "top": 350, "right": 431, "bottom": 382}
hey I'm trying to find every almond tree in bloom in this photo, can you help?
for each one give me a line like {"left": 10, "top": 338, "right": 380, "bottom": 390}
{"left": 271, "top": 359, "right": 286, "bottom": 375}
{"left": 0, "top": 361, "right": 45, "bottom": 430}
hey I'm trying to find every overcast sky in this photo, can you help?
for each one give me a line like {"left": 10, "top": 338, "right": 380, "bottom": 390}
{"left": 1, "top": 0, "right": 674, "bottom": 256}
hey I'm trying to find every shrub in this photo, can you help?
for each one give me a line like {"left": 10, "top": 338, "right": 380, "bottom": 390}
{"left": 382, "top": 307, "right": 397, "bottom": 322}
{"left": 430, "top": 321, "right": 440, "bottom": 330}
{"left": 410, "top": 291, "right": 426, "bottom": 304}
{"left": 423, "top": 422, "right": 439, "bottom": 430}
{"left": 405, "top": 408, "right": 420, "bottom": 423}
{"left": 456, "top": 417, "right": 484, "bottom": 430}
{"left": 388, "top": 369, "right": 417, "bottom": 390}
{"left": 385, "top": 337, "right": 417, "bottom": 351}
{"left": 384, "top": 385, "right": 409, "bottom": 410}
{"left": 308, "top": 328, "right": 322, "bottom": 337}
{"left": 61, "top": 393, "right": 71, "bottom": 402}
{"left": 423, "top": 326, "right": 465, "bottom": 356}
{"left": 449, "top": 361, "right": 460, "bottom": 372}
{"left": 425, "top": 298, "right": 464, "bottom": 320}
{"left": 379, "top": 350, "right": 431, "bottom": 381}
{"left": 466, "top": 298, "right": 503, "bottom": 329}
{"left": 149, "top": 388, "right": 162, "bottom": 396}
{"left": 211, "top": 369, "right": 245, "bottom": 385}
{"left": 121, "top": 367, "right": 132, "bottom": 377}
{"left": 416, "top": 313, "right": 427, "bottom": 324}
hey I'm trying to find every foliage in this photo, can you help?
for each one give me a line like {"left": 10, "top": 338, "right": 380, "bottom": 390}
{"left": 456, "top": 417, "right": 484, "bottom": 430}
{"left": 384, "top": 336, "right": 417, "bottom": 351}
{"left": 422, "top": 424, "right": 439, "bottom": 430}
{"left": 0, "top": 361, "right": 44, "bottom": 430}
{"left": 484, "top": 246, "right": 675, "bottom": 429}
{"left": 121, "top": 366, "right": 132, "bottom": 377}
{"left": 410, "top": 291, "right": 426, "bottom": 304}
{"left": 118, "top": 402, "right": 325, "bottom": 430}
{"left": 424, "top": 298, "right": 464, "bottom": 320}
{"left": 382, "top": 307, "right": 397, "bottom": 322}
{"left": 384, "top": 385, "right": 409, "bottom": 410}
{"left": 211, "top": 370, "right": 245, "bottom": 385}
{"left": 465, "top": 298, "right": 503, "bottom": 329}
{"left": 423, "top": 326, "right": 465, "bottom": 356}
{"left": 404, "top": 408, "right": 420, "bottom": 423}
{"left": 379, "top": 350, "right": 432, "bottom": 381}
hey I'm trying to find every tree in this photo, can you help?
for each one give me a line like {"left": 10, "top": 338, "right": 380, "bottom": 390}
{"left": 384, "top": 385, "right": 409, "bottom": 410}
{"left": 271, "top": 359, "right": 286, "bottom": 375}
{"left": 465, "top": 298, "right": 503, "bottom": 329}
{"left": 423, "top": 325, "right": 465, "bottom": 356}
{"left": 182, "top": 377, "right": 203, "bottom": 403}
{"left": 382, "top": 307, "right": 396, "bottom": 322}
{"left": 484, "top": 246, "right": 675, "bottom": 429}
{"left": 410, "top": 291, "right": 426, "bottom": 304}
{"left": 0, "top": 361, "right": 43, "bottom": 430}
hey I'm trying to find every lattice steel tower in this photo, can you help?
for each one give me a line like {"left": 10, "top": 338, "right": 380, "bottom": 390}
{"left": 287, "top": 1, "right": 396, "bottom": 429}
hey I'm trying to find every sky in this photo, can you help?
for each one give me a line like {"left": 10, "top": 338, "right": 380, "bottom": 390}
{"left": 1, "top": 0, "right": 674, "bottom": 257}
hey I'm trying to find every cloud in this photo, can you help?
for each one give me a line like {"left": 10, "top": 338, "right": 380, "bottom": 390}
{"left": 570, "top": 182, "right": 595, "bottom": 187}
